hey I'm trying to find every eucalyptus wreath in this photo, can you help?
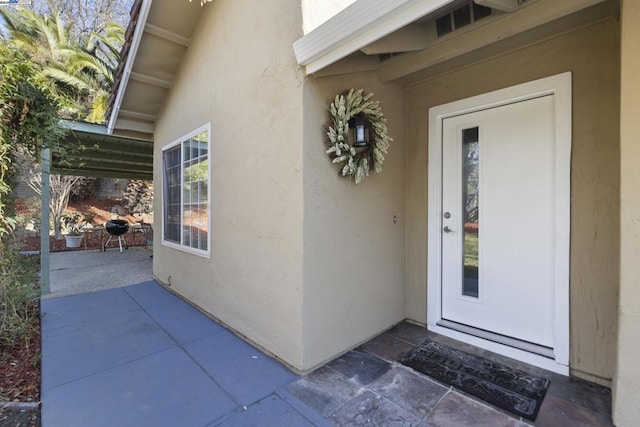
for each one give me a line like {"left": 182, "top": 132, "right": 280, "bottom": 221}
{"left": 326, "top": 89, "right": 392, "bottom": 184}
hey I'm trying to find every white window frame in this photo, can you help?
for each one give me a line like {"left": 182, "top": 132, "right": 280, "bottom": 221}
{"left": 161, "top": 123, "right": 211, "bottom": 258}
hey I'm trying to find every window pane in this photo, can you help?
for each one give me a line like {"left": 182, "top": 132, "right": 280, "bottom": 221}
{"left": 163, "top": 146, "right": 181, "bottom": 243}
{"left": 183, "top": 139, "right": 191, "bottom": 162}
{"left": 181, "top": 131, "right": 208, "bottom": 252}
{"left": 163, "top": 128, "right": 209, "bottom": 253}
{"left": 462, "top": 127, "right": 479, "bottom": 298}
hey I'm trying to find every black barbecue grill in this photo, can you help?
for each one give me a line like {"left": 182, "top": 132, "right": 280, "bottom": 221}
{"left": 103, "top": 219, "right": 129, "bottom": 252}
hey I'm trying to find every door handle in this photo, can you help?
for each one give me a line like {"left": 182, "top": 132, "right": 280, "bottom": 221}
{"left": 443, "top": 226, "right": 454, "bottom": 233}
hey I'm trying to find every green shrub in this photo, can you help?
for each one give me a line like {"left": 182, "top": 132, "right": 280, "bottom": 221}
{"left": 0, "top": 237, "right": 40, "bottom": 351}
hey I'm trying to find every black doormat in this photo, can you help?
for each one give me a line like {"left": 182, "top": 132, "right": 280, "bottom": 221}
{"left": 400, "top": 340, "right": 550, "bottom": 421}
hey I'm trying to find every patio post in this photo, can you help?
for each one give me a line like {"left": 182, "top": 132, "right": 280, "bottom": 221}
{"left": 40, "top": 148, "right": 50, "bottom": 295}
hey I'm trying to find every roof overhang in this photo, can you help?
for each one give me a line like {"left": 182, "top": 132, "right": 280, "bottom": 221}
{"left": 53, "top": 120, "right": 153, "bottom": 180}
{"left": 293, "top": 0, "right": 456, "bottom": 75}
{"left": 294, "top": 0, "right": 612, "bottom": 78}
{"left": 106, "top": 0, "right": 203, "bottom": 138}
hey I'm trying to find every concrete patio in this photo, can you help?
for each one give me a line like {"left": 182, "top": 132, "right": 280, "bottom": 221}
{"left": 40, "top": 252, "right": 614, "bottom": 426}
{"left": 47, "top": 247, "right": 152, "bottom": 298}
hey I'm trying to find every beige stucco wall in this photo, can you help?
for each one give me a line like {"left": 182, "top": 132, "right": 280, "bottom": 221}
{"left": 152, "top": 0, "right": 306, "bottom": 369}
{"left": 614, "top": 1, "right": 640, "bottom": 424}
{"left": 405, "top": 20, "right": 620, "bottom": 382}
{"left": 301, "top": 74, "right": 407, "bottom": 369}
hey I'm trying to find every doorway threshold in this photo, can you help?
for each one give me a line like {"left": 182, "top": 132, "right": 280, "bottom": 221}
{"left": 429, "top": 322, "right": 568, "bottom": 375}
{"left": 437, "top": 319, "right": 554, "bottom": 358}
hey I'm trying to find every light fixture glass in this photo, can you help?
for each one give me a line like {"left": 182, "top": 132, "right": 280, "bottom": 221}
{"left": 351, "top": 117, "right": 370, "bottom": 147}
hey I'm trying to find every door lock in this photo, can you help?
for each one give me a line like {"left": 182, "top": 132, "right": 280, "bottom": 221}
{"left": 443, "top": 212, "right": 451, "bottom": 219}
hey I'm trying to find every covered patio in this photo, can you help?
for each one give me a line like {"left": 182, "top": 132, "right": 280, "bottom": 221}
{"left": 38, "top": 119, "right": 153, "bottom": 294}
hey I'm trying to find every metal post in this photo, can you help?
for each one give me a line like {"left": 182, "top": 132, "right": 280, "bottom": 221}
{"left": 40, "top": 148, "right": 50, "bottom": 295}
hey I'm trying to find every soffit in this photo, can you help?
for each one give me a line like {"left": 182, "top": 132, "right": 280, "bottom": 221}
{"left": 107, "top": 0, "right": 203, "bottom": 139}
{"left": 295, "top": 0, "right": 613, "bottom": 80}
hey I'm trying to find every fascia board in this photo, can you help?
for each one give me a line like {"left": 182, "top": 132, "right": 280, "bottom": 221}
{"left": 293, "top": 0, "right": 455, "bottom": 74}
{"left": 107, "top": 0, "right": 154, "bottom": 135}
{"left": 59, "top": 119, "right": 108, "bottom": 135}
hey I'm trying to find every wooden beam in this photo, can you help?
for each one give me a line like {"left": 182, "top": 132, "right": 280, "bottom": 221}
{"left": 144, "top": 23, "right": 190, "bottom": 47}
{"left": 377, "top": 0, "right": 607, "bottom": 82}
{"left": 360, "top": 23, "right": 431, "bottom": 54}
{"left": 65, "top": 151, "right": 152, "bottom": 163}
{"left": 54, "top": 158, "right": 153, "bottom": 173}
{"left": 65, "top": 135, "right": 153, "bottom": 156}
{"left": 77, "top": 144, "right": 152, "bottom": 157}
{"left": 118, "top": 109, "right": 157, "bottom": 121}
{"left": 50, "top": 167, "right": 153, "bottom": 180}
{"left": 475, "top": 0, "right": 520, "bottom": 12}
{"left": 129, "top": 72, "right": 171, "bottom": 89}
{"left": 113, "top": 117, "right": 155, "bottom": 135}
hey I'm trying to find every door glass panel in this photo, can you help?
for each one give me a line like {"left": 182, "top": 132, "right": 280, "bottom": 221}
{"left": 462, "top": 127, "right": 479, "bottom": 298}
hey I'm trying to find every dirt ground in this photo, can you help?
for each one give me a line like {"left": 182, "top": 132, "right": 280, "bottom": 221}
{"left": 0, "top": 304, "right": 40, "bottom": 427}
{"left": 18, "top": 198, "right": 152, "bottom": 252}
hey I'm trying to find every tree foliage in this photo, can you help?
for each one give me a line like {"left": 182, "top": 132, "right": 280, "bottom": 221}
{"left": 69, "top": 176, "right": 96, "bottom": 202}
{"left": 0, "top": 44, "right": 66, "bottom": 238}
{"left": 122, "top": 180, "right": 154, "bottom": 215}
{"left": 0, "top": 1, "right": 132, "bottom": 366}
{"left": 0, "top": 6, "right": 125, "bottom": 123}
{"left": 16, "top": 150, "right": 81, "bottom": 240}
{"left": 34, "top": 0, "right": 133, "bottom": 45}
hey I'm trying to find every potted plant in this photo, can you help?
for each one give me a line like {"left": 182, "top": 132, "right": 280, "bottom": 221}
{"left": 61, "top": 213, "right": 90, "bottom": 248}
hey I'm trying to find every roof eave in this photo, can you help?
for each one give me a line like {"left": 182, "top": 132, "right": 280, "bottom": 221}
{"left": 293, "top": 0, "right": 455, "bottom": 75}
{"left": 106, "top": 0, "right": 153, "bottom": 135}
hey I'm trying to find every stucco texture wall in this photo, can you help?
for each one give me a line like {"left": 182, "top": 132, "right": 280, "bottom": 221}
{"left": 301, "top": 74, "right": 407, "bottom": 369}
{"left": 405, "top": 20, "right": 620, "bottom": 382}
{"left": 615, "top": 0, "right": 640, "bottom": 424}
{"left": 152, "top": 0, "right": 305, "bottom": 369}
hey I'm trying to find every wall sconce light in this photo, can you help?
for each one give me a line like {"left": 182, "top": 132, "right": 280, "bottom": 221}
{"left": 350, "top": 116, "right": 371, "bottom": 147}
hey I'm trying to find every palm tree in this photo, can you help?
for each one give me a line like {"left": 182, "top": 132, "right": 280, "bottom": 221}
{"left": 45, "top": 22, "right": 124, "bottom": 122}
{"left": 0, "top": 7, "right": 124, "bottom": 123}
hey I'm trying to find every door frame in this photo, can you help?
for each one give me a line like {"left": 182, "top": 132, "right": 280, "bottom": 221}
{"left": 427, "top": 72, "right": 571, "bottom": 374}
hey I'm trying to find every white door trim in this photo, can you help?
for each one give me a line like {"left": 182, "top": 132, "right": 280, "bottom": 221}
{"left": 427, "top": 72, "right": 571, "bottom": 375}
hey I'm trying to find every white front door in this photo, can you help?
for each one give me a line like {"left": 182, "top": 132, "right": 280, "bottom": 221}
{"left": 428, "top": 73, "right": 571, "bottom": 373}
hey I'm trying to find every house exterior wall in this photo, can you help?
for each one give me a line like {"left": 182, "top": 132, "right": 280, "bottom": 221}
{"left": 152, "top": 0, "right": 306, "bottom": 369}
{"left": 405, "top": 20, "right": 620, "bottom": 383}
{"left": 301, "top": 73, "right": 407, "bottom": 369}
{"left": 615, "top": 0, "right": 640, "bottom": 423}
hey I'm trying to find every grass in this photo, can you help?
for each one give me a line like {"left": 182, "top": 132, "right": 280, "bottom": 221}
{"left": 464, "top": 232, "right": 479, "bottom": 268}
